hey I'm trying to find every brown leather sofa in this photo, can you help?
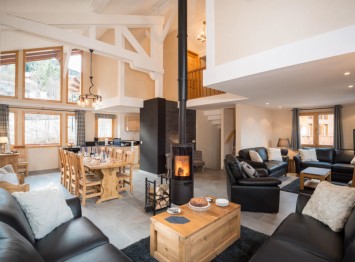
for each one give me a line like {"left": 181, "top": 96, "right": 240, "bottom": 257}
{"left": 0, "top": 188, "right": 131, "bottom": 262}
{"left": 250, "top": 193, "right": 355, "bottom": 262}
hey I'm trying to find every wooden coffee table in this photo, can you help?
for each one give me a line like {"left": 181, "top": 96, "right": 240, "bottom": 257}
{"left": 150, "top": 201, "right": 240, "bottom": 262}
{"left": 300, "top": 167, "right": 331, "bottom": 190}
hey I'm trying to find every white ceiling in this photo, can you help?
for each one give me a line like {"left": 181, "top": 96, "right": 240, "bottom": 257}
{"left": 2, "top": 0, "right": 354, "bottom": 110}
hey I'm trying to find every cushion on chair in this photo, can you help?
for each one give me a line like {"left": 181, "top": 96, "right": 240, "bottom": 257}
{"left": 332, "top": 163, "right": 354, "bottom": 175}
{"left": 249, "top": 150, "right": 263, "bottom": 163}
{"left": 238, "top": 177, "right": 281, "bottom": 187}
{"left": 301, "top": 161, "right": 332, "bottom": 170}
{"left": 315, "top": 148, "right": 334, "bottom": 163}
{"left": 333, "top": 149, "right": 355, "bottom": 164}
{"left": 255, "top": 147, "right": 269, "bottom": 162}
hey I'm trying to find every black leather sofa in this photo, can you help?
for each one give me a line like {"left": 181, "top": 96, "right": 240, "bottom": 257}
{"left": 294, "top": 148, "right": 355, "bottom": 182}
{"left": 238, "top": 147, "right": 289, "bottom": 177}
{"left": 250, "top": 193, "right": 355, "bottom": 262}
{"left": 0, "top": 188, "right": 131, "bottom": 262}
{"left": 224, "top": 154, "right": 282, "bottom": 213}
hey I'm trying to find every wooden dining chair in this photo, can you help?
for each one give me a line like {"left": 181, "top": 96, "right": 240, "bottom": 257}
{"left": 106, "top": 147, "right": 114, "bottom": 158}
{"left": 67, "top": 151, "right": 79, "bottom": 196}
{"left": 13, "top": 145, "right": 29, "bottom": 177}
{"left": 113, "top": 149, "right": 124, "bottom": 162}
{"left": 117, "top": 150, "right": 135, "bottom": 194}
{"left": 63, "top": 150, "right": 73, "bottom": 191}
{"left": 58, "top": 148, "right": 66, "bottom": 186}
{"left": 75, "top": 154, "right": 103, "bottom": 206}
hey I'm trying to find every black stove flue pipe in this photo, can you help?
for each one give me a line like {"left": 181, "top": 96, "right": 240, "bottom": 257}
{"left": 178, "top": 0, "right": 187, "bottom": 144}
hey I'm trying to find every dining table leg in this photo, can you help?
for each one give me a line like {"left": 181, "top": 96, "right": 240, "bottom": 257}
{"left": 96, "top": 167, "right": 123, "bottom": 203}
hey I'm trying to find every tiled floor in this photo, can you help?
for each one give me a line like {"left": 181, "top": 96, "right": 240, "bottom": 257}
{"left": 25, "top": 168, "right": 298, "bottom": 249}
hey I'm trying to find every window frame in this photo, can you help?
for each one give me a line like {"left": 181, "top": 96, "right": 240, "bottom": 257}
{"left": 9, "top": 110, "right": 17, "bottom": 146}
{"left": 0, "top": 50, "right": 19, "bottom": 99}
{"left": 23, "top": 111, "right": 62, "bottom": 148}
{"left": 300, "top": 111, "right": 334, "bottom": 148}
{"left": 95, "top": 117, "right": 115, "bottom": 140}
{"left": 66, "top": 49, "right": 83, "bottom": 104}
{"left": 66, "top": 114, "right": 76, "bottom": 145}
{"left": 22, "top": 46, "right": 63, "bottom": 103}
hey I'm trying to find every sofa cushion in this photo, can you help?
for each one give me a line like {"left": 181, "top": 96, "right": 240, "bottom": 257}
{"left": 64, "top": 243, "right": 132, "bottom": 262}
{"left": 35, "top": 217, "right": 109, "bottom": 262}
{"left": 272, "top": 213, "right": 343, "bottom": 261}
{"left": 303, "top": 181, "right": 355, "bottom": 232}
{"left": 299, "top": 149, "right": 318, "bottom": 162}
{"left": 0, "top": 222, "right": 44, "bottom": 262}
{"left": 301, "top": 161, "right": 332, "bottom": 170}
{"left": 267, "top": 148, "right": 283, "bottom": 161}
{"left": 264, "top": 161, "right": 287, "bottom": 173}
{"left": 315, "top": 148, "right": 334, "bottom": 163}
{"left": 332, "top": 163, "right": 354, "bottom": 175}
{"left": 255, "top": 147, "right": 268, "bottom": 162}
{"left": 0, "top": 188, "right": 35, "bottom": 245}
{"left": 249, "top": 150, "right": 263, "bottom": 162}
{"left": 238, "top": 148, "right": 253, "bottom": 160}
{"left": 334, "top": 149, "right": 355, "bottom": 164}
{"left": 250, "top": 238, "right": 329, "bottom": 262}
{"left": 12, "top": 186, "right": 74, "bottom": 239}
{"left": 241, "top": 161, "right": 256, "bottom": 177}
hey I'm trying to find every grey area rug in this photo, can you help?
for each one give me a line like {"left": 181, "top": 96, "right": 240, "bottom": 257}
{"left": 281, "top": 178, "right": 347, "bottom": 195}
{"left": 121, "top": 225, "right": 269, "bottom": 262}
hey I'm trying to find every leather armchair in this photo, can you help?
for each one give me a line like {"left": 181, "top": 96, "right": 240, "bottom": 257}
{"left": 224, "top": 154, "right": 281, "bottom": 213}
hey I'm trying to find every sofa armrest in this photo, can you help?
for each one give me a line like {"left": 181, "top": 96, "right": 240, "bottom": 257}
{"left": 295, "top": 193, "right": 311, "bottom": 214}
{"left": 255, "top": 168, "right": 268, "bottom": 177}
{"left": 293, "top": 154, "right": 302, "bottom": 174}
{"left": 66, "top": 197, "right": 82, "bottom": 218}
{"left": 282, "top": 156, "right": 289, "bottom": 162}
{"left": 238, "top": 177, "right": 281, "bottom": 187}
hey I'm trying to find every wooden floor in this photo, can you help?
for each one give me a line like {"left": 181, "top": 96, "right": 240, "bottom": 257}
{"left": 25, "top": 168, "right": 298, "bottom": 249}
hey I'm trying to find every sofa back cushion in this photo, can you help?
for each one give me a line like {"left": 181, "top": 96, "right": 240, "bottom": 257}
{"left": 314, "top": 148, "right": 334, "bottom": 162}
{"left": 238, "top": 148, "right": 253, "bottom": 160}
{"left": 334, "top": 149, "right": 355, "bottom": 164}
{"left": 255, "top": 147, "right": 268, "bottom": 162}
{"left": 0, "top": 222, "right": 44, "bottom": 262}
{"left": 0, "top": 188, "right": 35, "bottom": 245}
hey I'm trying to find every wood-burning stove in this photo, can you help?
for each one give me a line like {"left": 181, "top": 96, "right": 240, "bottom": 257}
{"left": 171, "top": 144, "right": 194, "bottom": 205}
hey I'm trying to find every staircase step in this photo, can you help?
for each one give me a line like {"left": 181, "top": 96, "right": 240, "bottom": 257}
{"left": 207, "top": 115, "right": 221, "bottom": 121}
{"left": 204, "top": 109, "right": 222, "bottom": 116}
{"left": 211, "top": 120, "right": 221, "bottom": 125}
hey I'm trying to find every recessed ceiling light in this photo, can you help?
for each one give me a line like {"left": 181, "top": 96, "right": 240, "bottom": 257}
{"left": 278, "top": 106, "right": 282, "bottom": 109}
{"left": 266, "top": 102, "right": 269, "bottom": 105}
{"left": 344, "top": 72, "right": 351, "bottom": 76}
{"left": 349, "top": 85, "right": 354, "bottom": 88}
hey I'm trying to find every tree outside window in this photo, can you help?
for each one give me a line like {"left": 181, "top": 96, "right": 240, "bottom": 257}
{"left": 0, "top": 51, "right": 18, "bottom": 97}
{"left": 24, "top": 47, "right": 62, "bottom": 101}
{"left": 24, "top": 113, "right": 61, "bottom": 146}
{"left": 67, "top": 50, "right": 82, "bottom": 103}
{"left": 67, "top": 115, "right": 76, "bottom": 144}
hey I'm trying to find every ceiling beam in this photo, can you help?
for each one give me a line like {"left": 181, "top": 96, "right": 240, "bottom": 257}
{"left": 8, "top": 12, "right": 164, "bottom": 26}
{"left": 90, "top": 0, "right": 112, "bottom": 14}
{"left": 0, "top": 12, "right": 163, "bottom": 73}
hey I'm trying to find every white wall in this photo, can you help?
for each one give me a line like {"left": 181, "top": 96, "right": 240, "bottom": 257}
{"left": 271, "top": 109, "right": 293, "bottom": 147}
{"left": 196, "top": 110, "right": 220, "bottom": 169}
{"left": 235, "top": 104, "right": 273, "bottom": 153}
{"left": 342, "top": 104, "right": 355, "bottom": 149}
{"left": 222, "top": 108, "right": 235, "bottom": 164}
{"left": 214, "top": 0, "right": 355, "bottom": 65}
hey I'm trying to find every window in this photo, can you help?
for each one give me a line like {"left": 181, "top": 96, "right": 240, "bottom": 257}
{"left": 95, "top": 114, "right": 115, "bottom": 140}
{"left": 0, "top": 51, "right": 18, "bottom": 97}
{"left": 300, "top": 112, "right": 334, "bottom": 147}
{"left": 67, "top": 50, "right": 82, "bottom": 103}
{"left": 24, "top": 112, "right": 61, "bottom": 146}
{"left": 66, "top": 114, "right": 76, "bottom": 144}
{"left": 24, "top": 47, "right": 62, "bottom": 101}
{"left": 9, "top": 112, "right": 16, "bottom": 145}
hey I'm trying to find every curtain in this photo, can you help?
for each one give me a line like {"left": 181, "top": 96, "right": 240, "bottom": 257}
{"left": 0, "top": 104, "right": 10, "bottom": 141}
{"left": 95, "top": 113, "right": 116, "bottom": 119}
{"left": 75, "top": 110, "right": 86, "bottom": 147}
{"left": 334, "top": 105, "right": 343, "bottom": 149}
{"left": 291, "top": 108, "right": 300, "bottom": 150}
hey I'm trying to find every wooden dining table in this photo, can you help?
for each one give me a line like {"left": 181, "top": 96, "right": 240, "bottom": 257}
{"left": 84, "top": 160, "right": 129, "bottom": 203}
